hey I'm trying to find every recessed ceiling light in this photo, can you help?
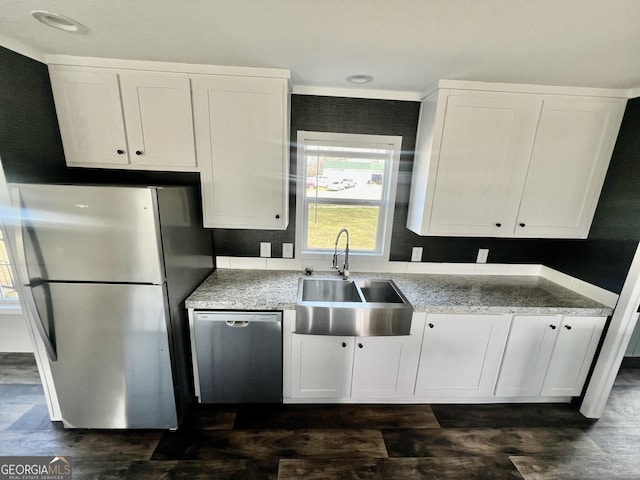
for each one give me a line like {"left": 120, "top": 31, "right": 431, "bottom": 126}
{"left": 31, "top": 10, "right": 87, "bottom": 34}
{"left": 346, "top": 74, "right": 374, "bottom": 85}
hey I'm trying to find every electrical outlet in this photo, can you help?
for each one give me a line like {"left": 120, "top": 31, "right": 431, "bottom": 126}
{"left": 477, "top": 248, "right": 489, "bottom": 263}
{"left": 282, "top": 243, "right": 294, "bottom": 258}
{"left": 260, "top": 242, "right": 272, "bottom": 258}
{"left": 411, "top": 247, "right": 423, "bottom": 262}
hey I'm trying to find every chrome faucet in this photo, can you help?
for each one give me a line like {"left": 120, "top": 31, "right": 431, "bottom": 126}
{"left": 332, "top": 228, "right": 350, "bottom": 279}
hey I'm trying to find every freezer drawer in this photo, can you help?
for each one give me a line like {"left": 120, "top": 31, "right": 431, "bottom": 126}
{"left": 193, "top": 311, "right": 283, "bottom": 403}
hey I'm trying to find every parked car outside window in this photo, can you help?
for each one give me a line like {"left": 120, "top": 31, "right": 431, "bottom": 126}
{"left": 327, "top": 181, "right": 344, "bottom": 191}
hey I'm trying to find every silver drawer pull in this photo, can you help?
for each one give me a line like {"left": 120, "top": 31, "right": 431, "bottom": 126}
{"left": 225, "top": 320, "right": 249, "bottom": 327}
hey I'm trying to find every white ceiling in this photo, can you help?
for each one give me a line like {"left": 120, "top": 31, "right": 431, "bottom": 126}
{"left": 1, "top": 0, "right": 640, "bottom": 96}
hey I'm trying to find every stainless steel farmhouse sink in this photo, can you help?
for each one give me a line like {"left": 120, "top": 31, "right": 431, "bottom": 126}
{"left": 296, "top": 278, "right": 413, "bottom": 336}
{"left": 301, "top": 278, "right": 362, "bottom": 303}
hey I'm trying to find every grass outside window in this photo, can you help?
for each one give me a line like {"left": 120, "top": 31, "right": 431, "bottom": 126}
{"left": 307, "top": 205, "right": 379, "bottom": 251}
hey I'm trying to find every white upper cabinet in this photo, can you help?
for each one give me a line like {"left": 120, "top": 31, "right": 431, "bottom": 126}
{"left": 192, "top": 75, "right": 290, "bottom": 230}
{"left": 413, "top": 91, "right": 538, "bottom": 236}
{"left": 49, "top": 66, "right": 197, "bottom": 171}
{"left": 407, "top": 81, "right": 627, "bottom": 239}
{"left": 50, "top": 68, "right": 129, "bottom": 166}
{"left": 119, "top": 72, "right": 196, "bottom": 169}
{"left": 515, "top": 96, "right": 626, "bottom": 237}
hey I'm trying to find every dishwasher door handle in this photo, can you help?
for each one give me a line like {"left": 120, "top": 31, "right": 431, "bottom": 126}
{"left": 225, "top": 320, "right": 249, "bottom": 327}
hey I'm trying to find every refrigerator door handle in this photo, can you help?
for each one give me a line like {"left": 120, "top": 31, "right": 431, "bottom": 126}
{"left": 9, "top": 189, "right": 32, "bottom": 286}
{"left": 23, "top": 286, "right": 57, "bottom": 361}
{"left": 8, "top": 190, "right": 56, "bottom": 360}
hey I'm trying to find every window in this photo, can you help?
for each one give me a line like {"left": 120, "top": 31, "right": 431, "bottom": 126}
{"left": 0, "top": 229, "right": 18, "bottom": 302}
{"left": 296, "top": 131, "right": 401, "bottom": 258}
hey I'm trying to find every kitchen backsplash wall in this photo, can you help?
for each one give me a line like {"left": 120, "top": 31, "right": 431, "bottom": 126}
{"left": 544, "top": 98, "right": 640, "bottom": 294}
{"left": 214, "top": 94, "right": 552, "bottom": 264}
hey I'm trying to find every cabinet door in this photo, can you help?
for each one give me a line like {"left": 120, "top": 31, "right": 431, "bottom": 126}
{"left": 290, "top": 334, "right": 354, "bottom": 399}
{"left": 351, "top": 330, "right": 422, "bottom": 399}
{"left": 495, "top": 315, "right": 560, "bottom": 396}
{"left": 515, "top": 97, "right": 625, "bottom": 238}
{"left": 541, "top": 316, "right": 606, "bottom": 396}
{"left": 415, "top": 314, "right": 511, "bottom": 398}
{"left": 192, "top": 75, "right": 289, "bottom": 229}
{"left": 426, "top": 92, "right": 534, "bottom": 236}
{"left": 119, "top": 72, "right": 197, "bottom": 170}
{"left": 49, "top": 68, "right": 128, "bottom": 166}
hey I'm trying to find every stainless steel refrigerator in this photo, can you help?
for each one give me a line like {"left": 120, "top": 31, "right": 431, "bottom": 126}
{"left": 8, "top": 184, "right": 213, "bottom": 429}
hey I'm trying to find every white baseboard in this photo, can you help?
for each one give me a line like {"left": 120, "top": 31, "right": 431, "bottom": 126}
{"left": 283, "top": 395, "right": 572, "bottom": 404}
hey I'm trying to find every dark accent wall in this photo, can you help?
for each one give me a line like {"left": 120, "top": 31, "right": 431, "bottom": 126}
{"left": 214, "top": 94, "right": 551, "bottom": 264}
{"left": 0, "top": 45, "right": 199, "bottom": 187}
{"left": 544, "top": 98, "right": 640, "bottom": 294}
{"left": 0, "top": 47, "right": 65, "bottom": 183}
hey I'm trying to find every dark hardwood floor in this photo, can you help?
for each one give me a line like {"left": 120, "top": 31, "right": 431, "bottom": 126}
{"left": 1, "top": 352, "right": 639, "bottom": 479}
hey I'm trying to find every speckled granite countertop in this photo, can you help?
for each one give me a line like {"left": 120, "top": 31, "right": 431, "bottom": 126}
{"left": 185, "top": 269, "right": 613, "bottom": 316}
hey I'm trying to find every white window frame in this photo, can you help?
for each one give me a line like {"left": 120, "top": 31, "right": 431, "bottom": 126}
{"left": 0, "top": 227, "right": 19, "bottom": 306}
{"left": 295, "top": 131, "right": 401, "bottom": 263}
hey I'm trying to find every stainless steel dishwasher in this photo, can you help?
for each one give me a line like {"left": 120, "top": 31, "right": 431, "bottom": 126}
{"left": 192, "top": 311, "right": 282, "bottom": 403}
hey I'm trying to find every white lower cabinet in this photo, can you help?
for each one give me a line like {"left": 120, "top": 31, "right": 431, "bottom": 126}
{"left": 290, "top": 335, "right": 354, "bottom": 399}
{"left": 414, "top": 314, "right": 511, "bottom": 398}
{"left": 289, "top": 318, "right": 424, "bottom": 401}
{"left": 287, "top": 312, "right": 606, "bottom": 403}
{"left": 351, "top": 333, "right": 423, "bottom": 399}
{"left": 495, "top": 315, "right": 606, "bottom": 397}
{"left": 541, "top": 316, "right": 606, "bottom": 396}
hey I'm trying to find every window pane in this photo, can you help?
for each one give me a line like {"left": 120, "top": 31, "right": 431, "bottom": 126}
{"left": 307, "top": 204, "right": 379, "bottom": 251}
{"left": 305, "top": 155, "right": 385, "bottom": 201}
{"left": 0, "top": 231, "right": 18, "bottom": 301}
